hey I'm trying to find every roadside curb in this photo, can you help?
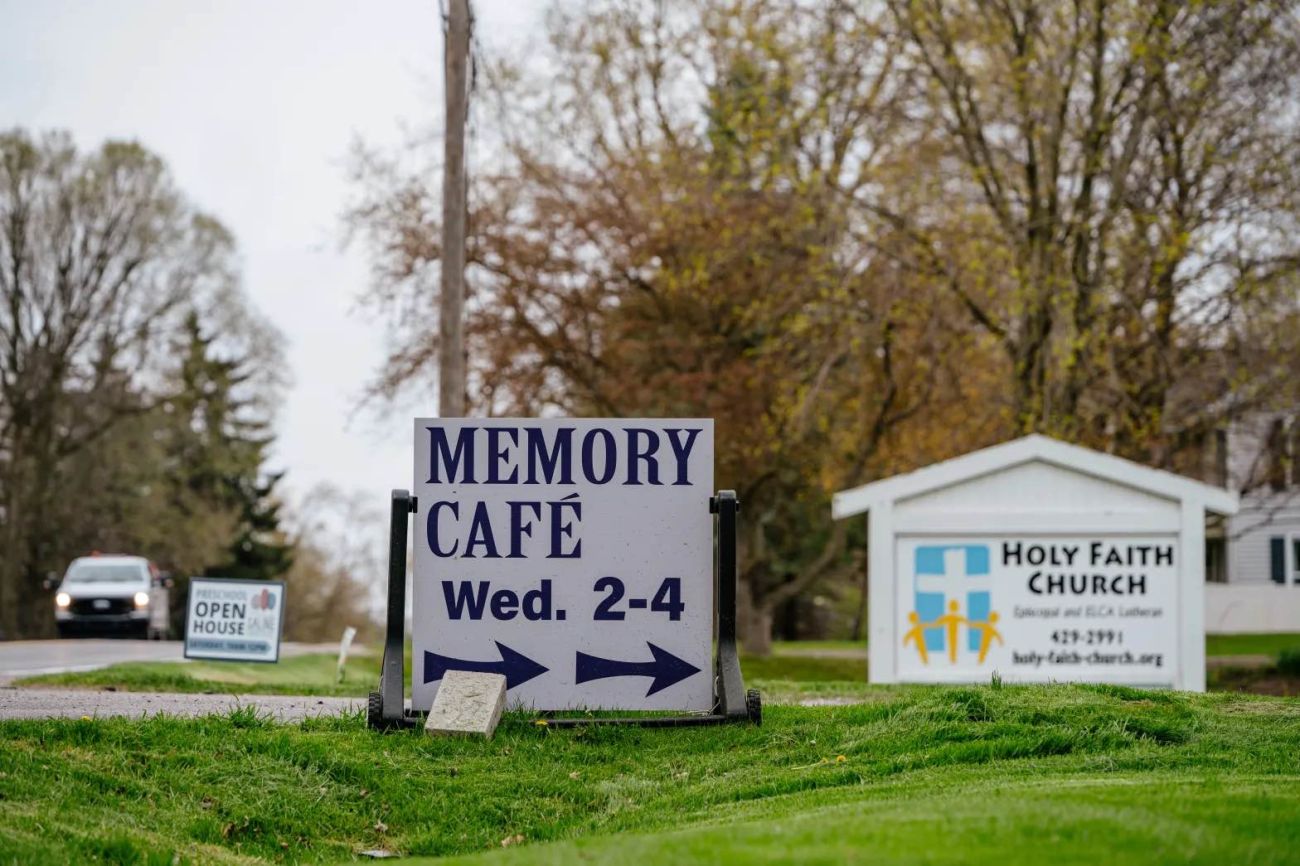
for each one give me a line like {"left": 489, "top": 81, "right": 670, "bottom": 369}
{"left": 0, "top": 688, "right": 364, "bottom": 722}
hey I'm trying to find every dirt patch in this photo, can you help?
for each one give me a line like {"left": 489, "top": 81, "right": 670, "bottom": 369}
{"left": 1205, "top": 654, "right": 1273, "bottom": 670}
{"left": 1209, "top": 666, "right": 1300, "bottom": 697}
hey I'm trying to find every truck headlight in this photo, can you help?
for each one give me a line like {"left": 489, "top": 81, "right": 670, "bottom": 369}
{"left": 55, "top": 592, "right": 71, "bottom": 608}
{"left": 134, "top": 591, "right": 150, "bottom": 608}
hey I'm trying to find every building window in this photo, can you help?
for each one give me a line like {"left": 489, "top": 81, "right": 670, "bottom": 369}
{"left": 1205, "top": 538, "right": 1227, "bottom": 584}
{"left": 1293, "top": 420, "right": 1300, "bottom": 488}
{"left": 1266, "top": 418, "right": 1288, "bottom": 491}
{"left": 1214, "top": 428, "right": 1228, "bottom": 488}
{"left": 1275, "top": 534, "right": 1300, "bottom": 584}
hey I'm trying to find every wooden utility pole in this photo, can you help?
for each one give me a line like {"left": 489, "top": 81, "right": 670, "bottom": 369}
{"left": 439, "top": 0, "right": 471, "bottom": 417}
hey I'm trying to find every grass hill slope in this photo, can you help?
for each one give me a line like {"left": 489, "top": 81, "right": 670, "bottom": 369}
{"left": 1, "top": 684, "right": 1298, "bottom": 864}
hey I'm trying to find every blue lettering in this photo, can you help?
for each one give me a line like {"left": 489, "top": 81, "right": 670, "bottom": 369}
{"left": 427, "top": 426, "right": 476, "bottom": 483}
{"left": 581, "top": 428, "right": 616, "bottom": 483}
{"left": 523, "top": 580, "right": 553, "bottom": 620}
{"left": 442, "top": 581, "right": 489, "bottom": 619}
{"left": 442, "top": 580, "right": 556, "bottom": 620}
{"left": 626, "top": 428, "right": 661, "bottom": 485}
{"left": 548, "top": 494, "right": 581, "bottom": 558}
{"left": 463, "top": 501, "right": 500, "bottom": 558}
{"left": 485, "top": 427, "right": 519, "bottom": 484}
{"left": 665, "top": 428, "right": 701, "bottom": 485}
{"left": 525, "top": 427, "right": 574, "bottom": 484}
{"left": 427, "top": 501, "right": 460, "bottom": 557}
{"left": 490, "top": 589, "right": 519, "bottom": 620}
{"left": 507, "top": 501, "right": 542, "bottom": 558}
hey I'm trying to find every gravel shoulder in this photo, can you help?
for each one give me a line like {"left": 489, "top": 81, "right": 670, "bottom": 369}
{"left": 0, "top": 687, "right": 364, "bottom": 721}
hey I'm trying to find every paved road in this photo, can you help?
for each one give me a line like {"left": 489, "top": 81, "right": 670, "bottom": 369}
{"left": 0, "top": 639, "right": 370, "bottom": 721}
{"left": 0, "top": 689, "right": 364, "bottom": 721}
{"left": 0, "top": 639, "right": 185, "bottom": 683}
{"left": 0, "top": 639, "right": 356, "bottom": 685}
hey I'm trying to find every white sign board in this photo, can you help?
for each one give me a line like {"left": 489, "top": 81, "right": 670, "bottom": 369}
{"left": 413, "top": 419, "right": 714, "bottom": 712}
{"left": 895, "top": 536, "right": 1177, "bottom": 683}
{"left": 184, "top": 578, "right": 285, "bottom": 663}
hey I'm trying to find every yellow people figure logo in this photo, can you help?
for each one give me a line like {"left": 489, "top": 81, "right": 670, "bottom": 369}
{"left": 903, "top": 601, "right": 1003, "bottom": 666}
{"left": 905, "top": 544, "right": 1002, "bottom": 665}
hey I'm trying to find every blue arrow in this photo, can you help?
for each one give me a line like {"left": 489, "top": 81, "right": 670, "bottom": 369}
{"left": 575, "top": 642, "right": 701, "bottom": 696}
{"left": 423, "top": 641, "right": 548, "bottom": 689}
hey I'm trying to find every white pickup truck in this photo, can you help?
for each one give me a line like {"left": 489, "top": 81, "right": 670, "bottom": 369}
{"left": 52, "top": 555, "right": 172, "bottom": 639}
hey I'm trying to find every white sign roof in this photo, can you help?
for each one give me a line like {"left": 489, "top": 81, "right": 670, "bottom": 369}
{"left": 833, "top": 435, "right": 1238, "bottom": 520}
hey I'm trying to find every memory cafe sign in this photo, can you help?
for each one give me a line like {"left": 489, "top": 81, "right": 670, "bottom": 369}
{"left": 412, "top": 419, "right": 714, "bottom": 712}
{"left": 832, "top": 435, "right": 1239, "bottom": 691}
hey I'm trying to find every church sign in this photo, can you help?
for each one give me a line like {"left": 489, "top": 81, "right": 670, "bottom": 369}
{"left": 895, "top": 536, "right": 1177, "bottom": 683}
{"left": 834, "top": 436, "right": 1238, "bottom": 691}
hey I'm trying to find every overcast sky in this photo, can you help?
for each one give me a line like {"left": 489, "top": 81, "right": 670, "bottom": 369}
{"left": 0, "top": 0, "right": 543, "bottom": 516}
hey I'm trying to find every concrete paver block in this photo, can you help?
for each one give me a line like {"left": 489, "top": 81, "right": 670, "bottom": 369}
{"left": 424, "top": 670, "right": 507, "bottom": 739}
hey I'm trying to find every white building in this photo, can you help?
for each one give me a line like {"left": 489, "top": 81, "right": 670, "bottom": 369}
{"left": 1203, "top": 414, "right": 1300, "bottom": 632}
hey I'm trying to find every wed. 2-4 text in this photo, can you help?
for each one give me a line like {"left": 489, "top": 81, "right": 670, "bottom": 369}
{"left": 439, "top": 576, "right": 685, "bottom": 622}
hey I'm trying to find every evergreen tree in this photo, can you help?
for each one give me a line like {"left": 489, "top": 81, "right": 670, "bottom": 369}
{"left": 216, "top": 471, "right": 294, "bottom": 581}
{"left": 170, "top": 312, "right": 294, "bottom": 583}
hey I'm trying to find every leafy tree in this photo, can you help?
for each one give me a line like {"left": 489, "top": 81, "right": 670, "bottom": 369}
{"left": 347, "top": 0, "right": 1300, "bottom": 651}
{"left": 169, "top": 311, "right": 293, "bottom": 584}
{"left": 0, "top": 131, "right": 233, "bottom": 636}
{"left": 211, "top": 473, "right": 293, "bottom": 583}
{"left": 881, "top": 0, "right": 1300, "bottom": 464}
{"left": 0, "top": 130, "right": 289, "bottom": 637}
{"left": 348, "top": 1, "right": 974, "bottom": 652}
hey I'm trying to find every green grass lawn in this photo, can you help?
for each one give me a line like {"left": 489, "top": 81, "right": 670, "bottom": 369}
{"left": 771, "top": 635, "right": 1300, "bottom": 658}
{"left": 17, "top": 653, "right": 383, "bottom": 697}
{"left": 1206, "top": 633, "right": 1300, "bottom": 657}
{"left": 771, "top": 640, "right": 868, "bottom": 654}
{"left": 427, "top": 771, "right": 1299, "bottom": 866}
{"left": 1, "top": 685, "right": 1297, "bottom": 865}
{"left": 772, "top": 635, "right": 1300, "bottom": 659}
{"left": 18, "top": 634, "right": 1300, "bottom": 704}
{"left": 16, "top": 648, "right": 870, "bottom": 702}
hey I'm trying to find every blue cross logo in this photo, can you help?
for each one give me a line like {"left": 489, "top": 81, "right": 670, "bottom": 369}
{"left": 914, "top": 544, "right": 992, "bottom": 654}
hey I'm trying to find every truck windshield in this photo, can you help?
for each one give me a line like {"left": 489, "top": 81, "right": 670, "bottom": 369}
{"left": 65, "top": 563, "right": 144, "bottom": 584}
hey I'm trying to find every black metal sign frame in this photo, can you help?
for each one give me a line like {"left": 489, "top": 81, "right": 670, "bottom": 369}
{"left": 367, "top": 488, "right": 760, "bottom": 730}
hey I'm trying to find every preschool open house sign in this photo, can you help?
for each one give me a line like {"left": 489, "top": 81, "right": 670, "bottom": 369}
{"left": 833, "top": 435, "right": 1238, "bottom": 691}
{"left": 412, "top": 419, "right": 714, "bottom": 712}
{"left": 184, "top": 578, "right": 285, "bottom": 663}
